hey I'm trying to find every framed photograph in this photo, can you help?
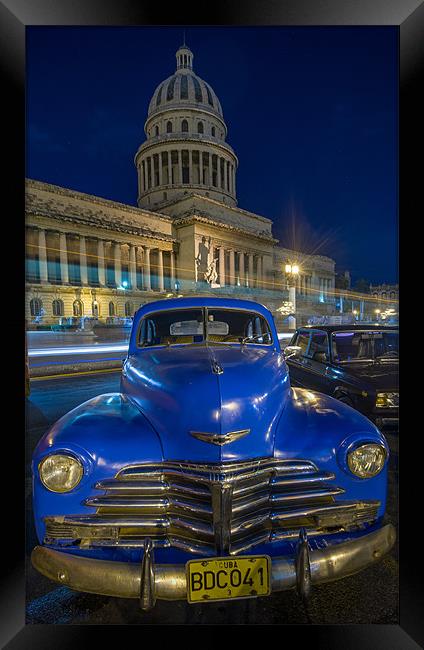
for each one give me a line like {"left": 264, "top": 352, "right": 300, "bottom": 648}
{"left": 2, "top": 0, "right": 420, "bottom": 647}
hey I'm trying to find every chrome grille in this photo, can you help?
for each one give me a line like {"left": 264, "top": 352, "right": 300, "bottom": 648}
{"left": 44, "top": 458, "right": 380, "bottom": 555}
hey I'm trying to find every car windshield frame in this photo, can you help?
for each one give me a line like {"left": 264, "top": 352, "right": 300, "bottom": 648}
{"left": 136, "top": 306, "right": 274, "bottom": 349}
{"left": 330, "top": 329, "right": 398, "bottom": 364}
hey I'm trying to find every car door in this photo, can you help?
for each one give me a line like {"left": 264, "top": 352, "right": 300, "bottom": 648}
{"left": 286, "top": 329, "right": 312, "bottom": 387}
{"left": 300, "top": 329, "right": 332, "bottom": 393}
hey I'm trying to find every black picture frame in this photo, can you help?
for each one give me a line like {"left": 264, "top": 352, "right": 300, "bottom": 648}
{"left": 3, "top": 0, "right": 422, "bottom": 647}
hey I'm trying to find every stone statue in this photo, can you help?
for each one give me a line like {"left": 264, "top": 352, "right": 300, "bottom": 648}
{"left": 204, "top": 257, "right": 218, "bottom": 285}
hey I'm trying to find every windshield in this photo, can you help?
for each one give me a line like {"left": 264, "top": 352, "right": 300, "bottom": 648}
{"left": 138, "top": 308, "right": 273, "bottom": 348}
{"left": 331, "top": 330, "right": 398, "bottom": 362}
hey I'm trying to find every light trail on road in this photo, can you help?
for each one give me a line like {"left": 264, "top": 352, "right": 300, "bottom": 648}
{"left": 28, "top": 343, "right": 128, "bottom": 357}
{"left": 29, "top": 334, "right": 293, "bottom": 358}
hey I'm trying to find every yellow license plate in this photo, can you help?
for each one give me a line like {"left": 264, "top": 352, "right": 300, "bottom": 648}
{"left": 186, "top": 555, "right": 271, "bottom": 603}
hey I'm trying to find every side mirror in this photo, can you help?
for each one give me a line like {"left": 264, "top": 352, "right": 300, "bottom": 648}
{"left": 284, "top": 345, "right": 302, "bottom": 360}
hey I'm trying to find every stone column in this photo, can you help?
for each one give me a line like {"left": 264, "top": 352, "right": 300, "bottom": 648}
{"left": 217, "top": 157, "right": 221, "bottom": 189}
{"left": 114, "top": 242, "right": 122, "bottom": 287}
{"left": 239, "top": 252, "right": 245, "bottom": 286}
{"left": 248, "top": 254, "right": 254, "bottom": 288}
{"left": 229, "top": 250, "right": 235, "bottom": 286}
{"left": 209, "top": 154, "right": 212, "bottom": 187}
{"left": 143, "top": 159, "right": 148, "bottom": 190}
{"left": 170, "top": 251, "right": 176, "bottom": 290}
{"left": 167, "top": 151, "right": 172, "bottom": 184}
{"left": 38, "top": 229, "right": 48, "bottom": 284}
{"left": 158, "top": 153, "right": 163, "bottom": 186}
{"left": 144, "top": 247, "right": 152, "bottom": 291}
{"left": 219, "top": 247, "right": 225, "bottom": 286}
{"left": 256, "top": 256, "right": 262, "bottom": 289}
{"left": 59, "top": 232, "right": 69, "bottom": 284}
{"left": 178, "top": 150, "right": 182, "bottom": 184}
{"left": 80, "top": 236, "right": 88, "bottom": 285}
{"left": 129, "top": 244, "right": 137, "bottom": 290}
{"left": 97, "top": 240, "right": 106, "bottom": 287}
{"left": 232, "top": 165, "right": 236, "bottom": 196}
{"left": 189, "top": 150, "right": 193, "bottom": 184}
{"left": 157, "top": 249, "right": 164, "bottom": 292}
{"left": 200, "top": 151, "right": 204, "bottom": 185}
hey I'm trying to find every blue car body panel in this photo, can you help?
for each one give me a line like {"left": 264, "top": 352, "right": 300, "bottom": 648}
{"left": 32, "top": 297, "right": 390, "bottom": 565}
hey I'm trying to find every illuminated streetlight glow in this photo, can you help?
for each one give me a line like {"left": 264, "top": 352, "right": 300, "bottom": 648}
{"left": 292, "top": 264, "right": 299, "bottom": 275}
{"left": 285, "top": 264, "right": 292, "bottom": 274}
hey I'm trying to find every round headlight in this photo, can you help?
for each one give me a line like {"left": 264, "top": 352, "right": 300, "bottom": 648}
{"left": 39, "top": 454, "right": 83, "bottom": 492}
{"left": 347, "top": 443, "right": 386, "bottom": 478}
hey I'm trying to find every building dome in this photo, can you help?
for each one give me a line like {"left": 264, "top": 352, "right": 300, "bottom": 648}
{"left": 135, "top": 44, "right": 238, "bottom": 211}
{"left": 148, "top": 46, "right": 223, "bottom": 120}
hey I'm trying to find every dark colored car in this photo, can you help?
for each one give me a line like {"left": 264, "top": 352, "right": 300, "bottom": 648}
{"left": 285, "top": 325, "right": 398, "bottom": 431}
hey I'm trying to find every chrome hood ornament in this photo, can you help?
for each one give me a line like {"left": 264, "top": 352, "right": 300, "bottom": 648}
{"left": 190, "top": 429, "right": 251, "bottom": 446}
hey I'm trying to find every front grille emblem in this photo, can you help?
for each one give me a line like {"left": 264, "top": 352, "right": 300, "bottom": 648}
{"left": 190, "top": 429, "right": 251, "bottom": 446}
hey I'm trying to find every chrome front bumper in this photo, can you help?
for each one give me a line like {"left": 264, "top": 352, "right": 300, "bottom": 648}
{"left": 32, "top": 523, "right": 396, "bottom": 609}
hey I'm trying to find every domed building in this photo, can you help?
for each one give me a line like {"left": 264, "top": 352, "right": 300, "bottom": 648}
{"left": 135, "top": 45, "right": 238, "bottom": 210}
{"left": 25, "top": 43, "right": 336, "bottom": 328}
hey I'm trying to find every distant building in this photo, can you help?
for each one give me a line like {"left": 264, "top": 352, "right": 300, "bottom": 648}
{"left": 369, "top": 283, "right": 399, "bottom": 302}
{"left": 26, "top": 43, "right": 336, "bottom": 325}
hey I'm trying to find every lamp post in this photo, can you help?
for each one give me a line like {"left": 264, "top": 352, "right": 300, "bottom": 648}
{"left": 375, "top": 309, "right": 381, "bottom": 323}
{"left": 284, "top": 261, "right": 300, "bottom": 330}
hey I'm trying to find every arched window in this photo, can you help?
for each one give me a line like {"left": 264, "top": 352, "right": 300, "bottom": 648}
{"left": 166, "top": 121, "right": 173, "bottom": 133}
{"left": 30, "top": 298, "right": 42, "bottom": 317}
{"left": 181, "top": 119, "right": 188, "bottom": 133}
{"left": 73, "top": 299, "right": 83, "bottom": 317}
{"left": 154, "top": 125, "right": 159, "bottom": 136}
{"left": 92, "top": 301, "right": 99, "bottom": 318}
{"left": 109, "top": 302, "right": 115, "bottom": 317}
{"left": 211, "top": 126, "right": 216, "bottom": 137}
{"left": 390, "top": 291, "right": 396, "bottom": 299}
{"left": 52, "top": 299, "right": 64, "bottom": 317}
{"left": 381, "top": 292, "right": 387, "bottom": 299}
{"left": 125, "top": 301, "right": 134, "bottom": 317}
{"left": 197, "top": 122, "right": 204, "bottom": 134}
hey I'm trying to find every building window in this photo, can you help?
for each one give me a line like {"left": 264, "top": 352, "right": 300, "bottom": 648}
{"left": 180, "top": 75, "right": 188, "bottom": 99}
{"left": 166, "top": 77, "right": 176, "bottom": 101}
{"left": 166, "top": 121, "right": 173, "bottom": 133}
{"left": 30, "top": 298, "right": 42, "bottom": 317}
{"left": 73, "top": 299, "right": 83, "bottom": 317}
{"left": 205, "top": 83, "right": 214, "bottom": 106}
{"left": 191, "top": 75, "right": 203, "bottom": 102}
{"left": 197, "top": 122, "right": 204, "bottom": 134}
{"left": 211, "top": 126, "right": 216, "bottom": 137}
{"left": 125, "top": 301, "right": 134, "bottom": 317}
{"left": 156, "top": 84, "right": 163, "bottom": 106}
{"left": 109, "top": 302, "right": 115, "bottom": 317}
{"left": 92, "top": 301, "right": 99, "bottom": 318}
{"left": 154, "top": 125, "right": 159, "bottom": 136}
{"left": 181, "top": 119, "right": 188, "bottom": 133}
{"left": 52, "top": 299, "right": 64, "bottom": 316}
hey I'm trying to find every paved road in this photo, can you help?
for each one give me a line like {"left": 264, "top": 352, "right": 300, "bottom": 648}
{"left": 25, "top": 371, "right": 398, "bottom": 625}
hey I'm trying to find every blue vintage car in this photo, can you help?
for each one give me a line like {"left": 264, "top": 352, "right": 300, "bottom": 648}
{"left": 31, "top": 297, "right": 395, "bottom": 609}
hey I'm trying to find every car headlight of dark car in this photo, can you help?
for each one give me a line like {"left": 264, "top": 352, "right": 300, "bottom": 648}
{"left": 347, "top": 443, "right": 387, "bottom": 478}
{"left": 375, "top": 392, "right": 399, "bottom": 408}
{"left": 39, "top": 454, "right": 84, "bottom": 492}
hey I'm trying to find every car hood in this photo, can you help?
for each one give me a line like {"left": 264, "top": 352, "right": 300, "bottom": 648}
{"left": 339, "top": 361, "right": 398, "bottom": 390}
{"left": 122, "top": 344, "right": 290, "bottom": 462}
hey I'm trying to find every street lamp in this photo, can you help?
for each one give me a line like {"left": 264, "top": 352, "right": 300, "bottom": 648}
{"left": 375, "top": 308, "right": 381, "bottom": 323}
{"left": 284, "top": 260, "right": 300, "bottom": 330}
{"left": 352, "top": 309, "right": 358, "bottom": 321}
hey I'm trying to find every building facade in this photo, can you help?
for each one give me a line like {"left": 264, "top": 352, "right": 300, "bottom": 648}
{"left": 26, "top": 44, "right": 336, "bottom": 326}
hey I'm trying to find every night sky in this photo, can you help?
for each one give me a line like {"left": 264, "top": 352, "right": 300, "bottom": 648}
{"left": 26, "top": 26, "right": 398, "bottom": 284}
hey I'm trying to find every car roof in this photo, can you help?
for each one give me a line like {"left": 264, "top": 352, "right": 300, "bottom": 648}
{"left": 297, "top": 324, "right": 398, "bottom": 332}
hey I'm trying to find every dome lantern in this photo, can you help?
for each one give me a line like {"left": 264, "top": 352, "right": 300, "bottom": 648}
{"left": 175, "top": 45, "right": 193, "bottom": 72}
